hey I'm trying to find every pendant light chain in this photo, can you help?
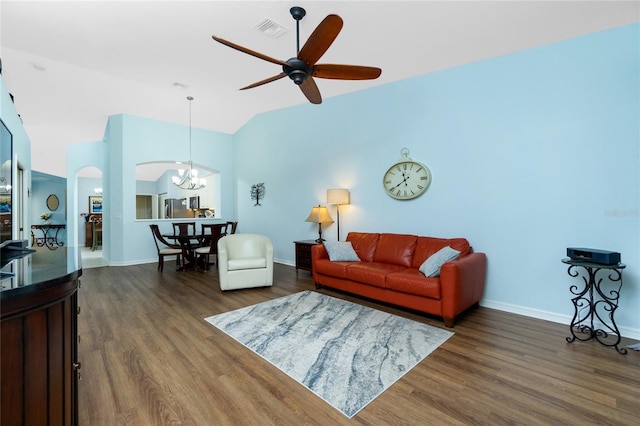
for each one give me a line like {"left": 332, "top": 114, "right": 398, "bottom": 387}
{"left": 188, "top": 95, "right": 193, "bottom": 165}
{"left": 172, "top": 95, "right": 206, "bottom": 190}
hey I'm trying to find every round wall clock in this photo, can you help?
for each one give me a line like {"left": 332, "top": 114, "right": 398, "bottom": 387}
{"left": 383, "top": 148, "right": 432, "bottom": 200}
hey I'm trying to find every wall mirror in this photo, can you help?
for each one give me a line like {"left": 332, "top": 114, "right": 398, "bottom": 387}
{"left": 46, "top": 194, "right": 59, "bottom": 211}
{"left": 135, "top": 161, "right": 221, "bottom": 220}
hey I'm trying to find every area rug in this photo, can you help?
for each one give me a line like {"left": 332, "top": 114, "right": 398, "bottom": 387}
{"left": 204, "top": 291, "right": 453, "bottom": 418}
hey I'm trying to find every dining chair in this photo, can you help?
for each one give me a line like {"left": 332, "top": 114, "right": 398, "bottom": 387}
{"left": 172, "top": 222, "right": 196, "bottom": 236}
{"left": 194, "top": 223, "right": 226, "bottom": 271}
{"left": 90, "top": 215, "right": 102, "bottom": 251}
{"left": 149, "top": 224, "right": 183, "bottom": 272}
{"left": 226, "top": 221, "right": 238, "bottom": 234}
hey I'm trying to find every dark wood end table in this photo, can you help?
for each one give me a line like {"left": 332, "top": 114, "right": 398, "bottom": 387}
{"left": 294, "top": 240, "right": 319, "bottom": 274}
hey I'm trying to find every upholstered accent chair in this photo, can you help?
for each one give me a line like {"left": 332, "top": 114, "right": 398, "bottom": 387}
{"left": 217, "top": 234, "right": 273, "bottom": 290}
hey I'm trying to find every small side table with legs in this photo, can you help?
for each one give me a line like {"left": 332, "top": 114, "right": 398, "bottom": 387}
{"left": 561, "top": 258, "right": 627, "bottom": 354}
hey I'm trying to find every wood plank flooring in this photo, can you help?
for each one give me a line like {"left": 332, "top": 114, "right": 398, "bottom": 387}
{"left": 77, "top": 262, "right": 640, "bottom": 425}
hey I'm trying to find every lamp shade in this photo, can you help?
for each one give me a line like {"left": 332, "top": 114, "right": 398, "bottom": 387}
{"left": 327, "top": 188, "right": 350, "bottom": 205}
{"left": 305, "top": 205, "right": 334, "bottom": 224}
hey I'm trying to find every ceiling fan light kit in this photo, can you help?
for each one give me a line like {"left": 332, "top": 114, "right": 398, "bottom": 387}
{"left": 212, "top": 6, "right": 382, "bottom": 104}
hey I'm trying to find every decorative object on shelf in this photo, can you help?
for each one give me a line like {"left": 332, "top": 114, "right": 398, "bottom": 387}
{"left": 46, "top": 194, "right": 59, "bottom": 211}
{"left": 304, "top": 205, "right": 333, "bottom": 243}
{"left": 172, "top": 96, "right": 206, "bottom": 190}
{"left": 88, "top": 196, "right": 102, "bottom": 214}
{"left": 94, "top": 187, "right": 103, "bottom": 195}
{"left": 383, "top": 147, "right": 431, "bottom": 200}
{"left": 40, "top": 211, "right": 51, "bottom": 223}
{"left": 326, "top": 188, "right": 349, "bottom": 241}
{"left": 251, "top": 182, "right": 265, "bottom": 206}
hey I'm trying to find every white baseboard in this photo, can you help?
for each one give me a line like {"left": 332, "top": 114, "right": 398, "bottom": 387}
{"left": 481, "top": 299, "right": 640, "bottom": 340}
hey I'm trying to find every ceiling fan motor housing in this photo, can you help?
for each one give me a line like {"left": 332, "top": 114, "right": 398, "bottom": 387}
{"left": 283, "top": 58, "right": 311, "bottom": 85}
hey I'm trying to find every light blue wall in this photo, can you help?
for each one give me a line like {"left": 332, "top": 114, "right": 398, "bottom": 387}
{"left": 107, "top": 114, "right": 233, "bottom": 265}
{"left": 235, "top": 24, "right": 639, "bottom": 335}
{"left": 21, "top": 23, "right": 637, "bottom": 337}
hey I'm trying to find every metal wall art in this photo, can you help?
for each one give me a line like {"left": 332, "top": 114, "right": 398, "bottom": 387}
{"left": 250, "top": 183, "right": 265, "bottom": 206}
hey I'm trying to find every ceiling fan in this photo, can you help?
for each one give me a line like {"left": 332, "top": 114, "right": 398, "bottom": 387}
{"left": 212, "top": 6, "right": 382, "bottom": 104}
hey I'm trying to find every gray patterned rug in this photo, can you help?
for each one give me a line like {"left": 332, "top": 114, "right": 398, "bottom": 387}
{"left": 204, "top": 290, "right": 453, "bottom": 418}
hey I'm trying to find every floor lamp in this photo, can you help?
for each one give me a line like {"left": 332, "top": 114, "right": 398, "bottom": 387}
{"left": 327, "top": 189, "right": 350, "bottom": 241}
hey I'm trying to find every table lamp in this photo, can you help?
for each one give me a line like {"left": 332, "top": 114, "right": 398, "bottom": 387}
{"left": 305, "top": 205, "right": 333, "bottom": 243}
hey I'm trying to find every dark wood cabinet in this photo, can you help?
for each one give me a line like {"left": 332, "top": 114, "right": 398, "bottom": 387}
{"left": 294, "top": 240, "right": 318, "bottom": 274}
{"left": 1, "top": 253, "right": 81, "bottom": 426}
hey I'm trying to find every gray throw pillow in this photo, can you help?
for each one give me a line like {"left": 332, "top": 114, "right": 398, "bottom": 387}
{"left": 324, "top": 241, "right": 361, "bottom": 262}
{"left": 419, "top": 246, "right": 461, "bottom": 277}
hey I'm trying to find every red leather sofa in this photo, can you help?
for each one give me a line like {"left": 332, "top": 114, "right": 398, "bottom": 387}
{"left": 311, "top": 232, "right": 487, "bottom": 327}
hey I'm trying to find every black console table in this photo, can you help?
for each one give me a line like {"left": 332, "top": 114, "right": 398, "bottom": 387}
{"left": 31, "top": 223, "right": 66, "bottom": 250}
{"left": 561, "top": 258, "right": 626, "bottom": 354}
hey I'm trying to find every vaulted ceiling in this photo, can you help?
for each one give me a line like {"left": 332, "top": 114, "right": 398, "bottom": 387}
{"left": 2, "top": 1, "right": 637, "bottom": 178}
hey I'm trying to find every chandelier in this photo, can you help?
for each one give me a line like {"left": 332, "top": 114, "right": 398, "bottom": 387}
{"left": 172, "top": 96, "right": 206, "bottom": 190}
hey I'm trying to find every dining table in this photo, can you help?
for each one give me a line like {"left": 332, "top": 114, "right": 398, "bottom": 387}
{"left": 161, "top": 233, "right": 209, "bottom": 270}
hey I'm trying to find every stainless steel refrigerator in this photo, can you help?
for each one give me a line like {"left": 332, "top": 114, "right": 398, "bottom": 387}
{"left": 164, "top": 198, "right": 193, "bottom": 218}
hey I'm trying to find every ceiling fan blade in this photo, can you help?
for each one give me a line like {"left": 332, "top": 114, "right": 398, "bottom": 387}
{"left": 240, "top": 73, "right": 287, "bottom": 90}
{"left": 313, "top": 64, "right": 382, "bottom": 80}
{"left": 298, "top": 14, "right": 343, "bottom": 66}
{"left": 299, "top": 77, "right": 322, "bottom": 104}
{"left": 212, "top": 35, "right": 289, "bottom": 67}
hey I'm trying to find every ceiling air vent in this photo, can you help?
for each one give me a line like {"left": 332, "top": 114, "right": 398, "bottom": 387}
{"left": 254, "top": 18, "right": 287, "bottom": 39}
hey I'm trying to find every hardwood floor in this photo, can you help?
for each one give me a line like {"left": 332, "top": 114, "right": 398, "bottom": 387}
{"left": 78, "top": 262, "right": 639, "bottom": 425}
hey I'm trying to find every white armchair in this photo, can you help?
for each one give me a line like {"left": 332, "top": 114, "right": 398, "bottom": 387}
{"left": 217, "top": 234, "right": 274, "bottom": 290}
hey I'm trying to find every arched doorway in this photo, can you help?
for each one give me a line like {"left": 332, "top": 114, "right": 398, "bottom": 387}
{"left": 77, "top": 166, "right": 107, "bottom": 268}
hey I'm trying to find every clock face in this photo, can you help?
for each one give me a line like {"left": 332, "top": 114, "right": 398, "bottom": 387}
{"left": 383, "top": 161, "right": 431, "bottom": 200}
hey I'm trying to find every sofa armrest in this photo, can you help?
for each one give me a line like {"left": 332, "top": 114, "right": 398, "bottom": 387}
{"left": 311, "top": 244, "right": 328, "bottom": 283}
{"left": 439, "top": 252, "right": 487, "bottom": 326}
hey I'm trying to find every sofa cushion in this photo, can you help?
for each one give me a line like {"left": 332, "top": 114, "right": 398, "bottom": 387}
{"left": 345, "top": 262, "right": 405, "bottom": 288}
{"left": 411, "top": 237, "right": 470, "bottom": 269}
{"left": 314, "top": 258, "right": 350, "bottom": 278}
{"left": 373, "top": 233, "right": 417, "bottom": 267}
{"left": 419, "top": 246, "right": 461, "bottom": 277}
{"left": 228, "top": 257, "right": 266, "bottom": 271}
{"left": 386, "top": 269, "right": 441, "bottom": 299}
{"left": 323, "top": 241, "right": 361, "bottom": 261}
{"left": 346, "top": 232, "right": 380, "bottom": 262}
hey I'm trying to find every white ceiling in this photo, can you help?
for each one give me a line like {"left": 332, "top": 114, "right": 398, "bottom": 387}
{"left": 1, "top": 1, "right": 638, "bottom": 180}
